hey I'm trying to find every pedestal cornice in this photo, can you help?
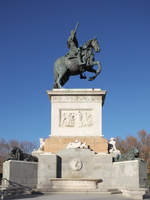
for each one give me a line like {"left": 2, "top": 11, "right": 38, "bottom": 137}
{"left": 47, "top": 88, "right": 107, "bottom": 106}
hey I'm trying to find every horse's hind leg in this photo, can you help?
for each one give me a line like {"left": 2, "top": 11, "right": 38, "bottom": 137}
{"left": 53, "top": 71, "right": 62, "bottom": 88}
{"left": 55, "top": 71, "right": 68, "bottom": 88}
{"left": 53, "top": 81, "right": 59, "bottom": 89}
{"left": 55, "top": 74, "right": 62, "bottom": 88}
{"left": 54, "top": 60, "right": 68, "bottom": 88}
{"left": 61, "top": 72, "right": 69, "bottom": 86}
{"left": 53, "top": 77, "right": 58, "bottom": 88}
{"left": 53, "top": 71, "right": 61, "bottom": 88}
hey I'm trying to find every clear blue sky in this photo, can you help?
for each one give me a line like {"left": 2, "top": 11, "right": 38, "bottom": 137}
{"left": 0, "top": 0, "right": 150, "bottom": 145}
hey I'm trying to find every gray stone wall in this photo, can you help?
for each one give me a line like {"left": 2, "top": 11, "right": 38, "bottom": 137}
{"left": 57, "top": 148, "right": 148, "bottom": 191}
{"left": 3, "top": 160, "right": 37, "bottom": 188}
{"left": 57, "top": 148, "right": 113, "bottom": 189}
{"left": 37, "top": 153, "right": 57, "bottom": 191}
{"left": 112, "top": 160, "right": 147, "bottom": 189}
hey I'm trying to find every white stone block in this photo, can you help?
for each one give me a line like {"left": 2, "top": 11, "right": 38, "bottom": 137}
{"left": 47, "top": 89, "right": 106, "bottom": 137}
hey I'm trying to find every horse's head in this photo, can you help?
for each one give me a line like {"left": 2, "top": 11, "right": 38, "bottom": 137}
{"left": 91, "top": 38, "right": 100, "bottom": 53}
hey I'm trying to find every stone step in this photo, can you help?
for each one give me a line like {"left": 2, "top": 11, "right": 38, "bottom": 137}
{"left": 0, "top": 186, "right": 39, "bottom": 199}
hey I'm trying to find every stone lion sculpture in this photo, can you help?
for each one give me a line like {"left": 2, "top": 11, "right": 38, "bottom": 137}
{"left": 5, "top": 146, "right": 38, "bottom": 162}
{"left": 114, "top": 146, "right": 140, "bottom": 162}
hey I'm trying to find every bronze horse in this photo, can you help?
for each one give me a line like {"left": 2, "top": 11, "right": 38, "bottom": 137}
{"left": 53, "top": 38, "right": 101, "bottom": 88}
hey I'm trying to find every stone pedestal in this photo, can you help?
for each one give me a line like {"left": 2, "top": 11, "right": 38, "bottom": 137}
{"left": 47, "top": 89, "right": 106, "bottom": 137}
{"left": 44, "top": 89, "right": 107, "bottom": 153}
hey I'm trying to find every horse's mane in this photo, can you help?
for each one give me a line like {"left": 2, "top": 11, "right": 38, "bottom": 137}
{"left": 82, "top": 39, "right": 92, "bottom": 49}
{"left": 82, "top": 38, "right": 97, "bottom": 49}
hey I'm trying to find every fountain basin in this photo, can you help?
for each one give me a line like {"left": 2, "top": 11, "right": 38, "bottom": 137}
{"left": 50, "top": 178, "right": 102, "bottom": 192}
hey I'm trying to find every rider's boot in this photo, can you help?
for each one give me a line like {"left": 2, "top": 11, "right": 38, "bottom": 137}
{"left": 78, "top": 54, "right": 86, "bottom": 66}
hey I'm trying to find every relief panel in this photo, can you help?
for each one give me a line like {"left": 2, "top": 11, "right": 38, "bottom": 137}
{"left": 59, "top": 109, "right": 93, "bottom": 128}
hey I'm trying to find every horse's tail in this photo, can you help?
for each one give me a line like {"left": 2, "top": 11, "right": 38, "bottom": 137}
{"left": 53, "top": 82, "right": 58, "bottom": 89}
{"left": 53, "top": 56, "right": 66, "bottom": 88}
{"left": 53, "top": 66, "right": 58, "bottom": 88}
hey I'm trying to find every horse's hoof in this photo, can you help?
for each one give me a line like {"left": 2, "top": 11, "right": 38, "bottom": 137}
{"left": 80, "top": 76, "right": 86, "bottom": 79}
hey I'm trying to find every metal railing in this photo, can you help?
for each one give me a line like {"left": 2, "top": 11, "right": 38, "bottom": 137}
{"left": 0, "top": 178, "right": 35, "bottom": 200}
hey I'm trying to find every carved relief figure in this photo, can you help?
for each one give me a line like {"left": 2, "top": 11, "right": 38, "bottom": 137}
{"left": 75, "top": 111, "right": 83, "bottom": 127}
{"left": 86, "top": 112, "right": 93, "bottom": 126}
{"left": 66, "top": 140, "right": 88, "bottom": 149}
{"left": 60, "top": 112, "right": 68, "bottom": 127}
{"left": 60, "top": 110, "right": 93, "bottom": 128}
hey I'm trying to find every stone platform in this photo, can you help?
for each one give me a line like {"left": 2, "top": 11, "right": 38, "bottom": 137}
{"left": 44, "top": 136, "right": 108, "bottom": 154}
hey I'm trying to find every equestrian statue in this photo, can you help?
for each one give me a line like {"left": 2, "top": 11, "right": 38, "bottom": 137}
{"left": 53, "top": 23, "right": 102, "bottom": 88}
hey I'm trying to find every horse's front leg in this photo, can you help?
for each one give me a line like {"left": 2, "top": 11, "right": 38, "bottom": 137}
{"left": 80, "top": 72, "right": 87, "bottom": 79}
{"left": 87, "top": 61, "right": 101, "bottom": 81}
{"left": 86, "top": 68, "right": 96, "bottom": 81}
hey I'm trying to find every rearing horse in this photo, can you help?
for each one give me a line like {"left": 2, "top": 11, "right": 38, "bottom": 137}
{"left": 53, "top": 38, "right": 101, "bottom": 88}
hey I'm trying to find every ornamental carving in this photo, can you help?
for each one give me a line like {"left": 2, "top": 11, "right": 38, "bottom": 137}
{"left": 59, "top": 109, "right": 93, "bottom": 128}
{"left": 70, "top": 158, "right": 83, "bottom": 171}
{"left": 66, "top": 140, "right": 88, "bottom": 149}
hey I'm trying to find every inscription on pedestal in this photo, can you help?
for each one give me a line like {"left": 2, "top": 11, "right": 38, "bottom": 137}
{"left": 52, "top": 96, "right": 101, "bottom": 103}
{"left": 59, "top": 109, "right": 93, "bottom": 128}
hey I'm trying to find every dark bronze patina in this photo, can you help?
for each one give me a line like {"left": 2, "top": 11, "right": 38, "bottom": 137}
{"left": 5, "top": 146, "right": 38, "bottom": 162}
{"left": 53, "top": 23, "right": 102, "bottom": 88}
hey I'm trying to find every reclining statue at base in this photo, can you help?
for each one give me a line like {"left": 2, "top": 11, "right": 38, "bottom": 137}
{"left": 5, "top": 146, "right": 38, "bottom": 162}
